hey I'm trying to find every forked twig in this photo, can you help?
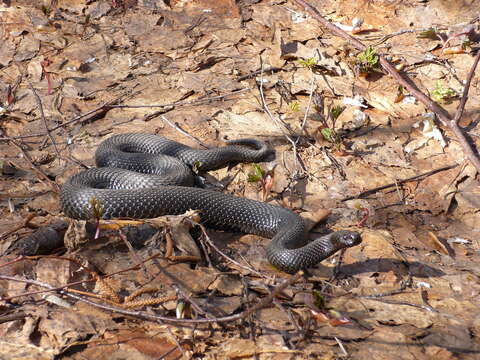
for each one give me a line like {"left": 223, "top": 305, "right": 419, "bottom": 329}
{"left": 0, "top": 271, "right": 304, "bottom": 324}
{"left": 27, "top": 82, "right": 61, "bottom": 160}
{"left": 8, "top": 139, "right": 60, "bottom": 192}
{"left": 0, "top": 91, "right": 132, "bottom": 141}
{"left": 258, "top": 57, "right": 307, "bottom": 173}
{"left": 293, "top": 0, "right": 480, "bottom": 173}
{"left": 453, "top": 51, "right": 480, "bottom": 124}
{"left": 109, "top": 87, "right": 251, "bottom": 109}
{"left": 160, "top": 115, "right": 209, "bottom": 148}
{"left": 341, "top": 164, "right": 458, "bottom": 201}
{"left": 192, "top": 221, "right": 264, "bottom": 277}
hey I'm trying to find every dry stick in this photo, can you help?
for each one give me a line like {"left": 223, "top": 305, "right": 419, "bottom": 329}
{"left": 0, "top": 272, "right": 304, "bottom": 324}
{"left": 364, "top": 297, "right": 437, "bottom": 313}
{"left": 334, "top": 337, "right": 349, "bottom": 357}
{"left": 293, "top": 0, "right": 480, "bottom": 173}
{"left": 9, "top": 140, "right": 60, "bottom": 192}
{"left": 163, "top": 326, "right": 187, "bottom": 359}
{"left": 237, "top": 66, "right": 283, "bottom": 81}
{"left": 104, "top": 253, "right": 163, "bottom": 277}
{"left": 27, "top": 82, "right": 61, "bottom": 160}
{"left": 0, "top": 276, "right": 97, "bottom": 302}
{"left": 368, "top": 28, "right": 434, "bottom": 46}
{"left": 160, "top": 115, "right": 209, "bottom": 149}
{"left": 293, "top": 0, "right": 451, "bottom": 123}
{"left": 258, "top": 59, "right": 306, "bottom": 173}
{"left": 359, "top": 287, "right": 414, "bottom": 300}
{"left": 0, "top": 312, "right": 28, "bottom": 324}
{"left": 173, "top": 285, "right": 210, "bottom": 317}
{"left": 117, "top": 229, "right": 155, "bottom": 280}
{"left": 0, "top": 93, "right": 128, "bottom": 141}
{"left": 380, "top": 55, "right": 480, "bottom": 172}
{"left": 109, "top": 87, "right": 251, "bottom": 109}
{"left": 0, "top": 213, "right": 36, "bottom": 241}
{"left": 0, "top": 88, "right": 246, "bottom": 142}
{"left": 258, "top": 67, "right": 294, "bottom": 136}
{"left": 0, "top": 252, "right": 165, "bottom": 301}
{"left": 194, "top": 221, "right": 264, "bottom": 277}
{"left": 299, "top": 67, "right": 316, "bottom": 134}
{"left": 52, "top": 97, "right": 123, "bottom": 130}
{"left": 341, "top": 164, "right": 458, "bottom": 201}
{"left": 453, "top": 50, "right": 480, "bottom": 124}
{"left": 0, "top": 190, "right": 50, "bottom": 200}
{"left": 0, "top": 103, "right": 107, "bottom": 141}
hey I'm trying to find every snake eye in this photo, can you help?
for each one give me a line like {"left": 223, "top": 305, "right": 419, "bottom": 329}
{"left": 335, "top": 230, "right": 362, "bottom": 247}
{"left": 345, "top": 232, "right": 362, "bottom": 246}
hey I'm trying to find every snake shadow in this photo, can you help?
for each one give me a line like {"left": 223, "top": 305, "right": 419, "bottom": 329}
{"left": 336, "top": 257, "right": 445, "bottom": 278}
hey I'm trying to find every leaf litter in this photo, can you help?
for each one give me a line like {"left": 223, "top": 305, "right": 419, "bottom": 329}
{"left": 0, "top": 0, "right": 480, "bottom": 359}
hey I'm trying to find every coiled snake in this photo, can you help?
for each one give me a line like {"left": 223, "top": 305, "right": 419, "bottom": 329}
{"left": 60, "top": 133, "right": 361, "bottom": 273}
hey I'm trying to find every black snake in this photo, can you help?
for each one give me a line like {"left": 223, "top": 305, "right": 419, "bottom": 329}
{"left": 60, "top": 133, "right": 361, "bottom": 273}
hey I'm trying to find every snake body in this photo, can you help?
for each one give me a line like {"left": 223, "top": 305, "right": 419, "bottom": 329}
{"left": 61, "top": 133, "right": 361, "bottom": 273}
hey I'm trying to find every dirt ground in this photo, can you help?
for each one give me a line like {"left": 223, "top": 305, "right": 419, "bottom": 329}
{"left": 1, "top": 0, "right": 480, "bottom": 359}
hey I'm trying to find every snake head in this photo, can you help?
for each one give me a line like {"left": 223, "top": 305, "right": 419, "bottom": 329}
{"left": 332, "top": 230, "right": 362, "bottom": 249}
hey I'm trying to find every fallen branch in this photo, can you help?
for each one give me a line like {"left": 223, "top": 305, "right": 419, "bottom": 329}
{"left": 341, "top": 164, "right": 459, "bottom": 201}
{"left": 28, "top": 82, "right": 61, "bottom": 160}
{"left": 0, "top": 253, "right": 164, "bottom": 301}
{"left": 0, "top": 213, "right": 36, "bottom": 241}
{"left": 0, "top": 90, "right": 133, "bottom": 141}
{"left": 0, "top": 271, "right": 304, "bottom": 324}
{"left": 8, "top": 139, "right": 60, "bottom": 193}
{"left": 293, "top": 0, "right": 480, "bottom": 173}
{"left": 192, "top": 220, "right": 264, "bottom": 277}
{"left": 258, "top": 57, "right": 307, "bottom": 174}
{"left": 109, "top": 87, "right": 251, "bottom": 109}
{"left": 160, "top": 115, "right": 209, "bottom": 149}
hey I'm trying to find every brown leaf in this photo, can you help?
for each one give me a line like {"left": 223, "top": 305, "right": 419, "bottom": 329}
{"left": 311, "top": 309, "right": 330, "bottom": 323}
{"left": 110, "top": 331, "right": 185, "bottom": 359}
{"left": 426, "top": 231, "right": 449, "bottom": 255}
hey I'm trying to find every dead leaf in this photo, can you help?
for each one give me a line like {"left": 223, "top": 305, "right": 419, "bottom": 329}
{"left": 426, "top": 231, "right": 450, "bottom": 255}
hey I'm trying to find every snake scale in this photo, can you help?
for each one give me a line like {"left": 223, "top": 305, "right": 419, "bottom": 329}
{"left": 60, "top": 133, "right": 361, "bottom": 273}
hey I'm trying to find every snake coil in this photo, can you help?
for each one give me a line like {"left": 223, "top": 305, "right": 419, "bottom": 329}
{"left": 61, "top": 133, "right": 361, "bottom": 273}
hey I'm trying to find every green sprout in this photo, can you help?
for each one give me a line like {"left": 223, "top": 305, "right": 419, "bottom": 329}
{"left": 89, "top": 197, "right": 104, "bottom": 239}
{"left": 318, "top": 105, "right": 344, "bottom": 146}
{"left": 298, "top": 57, "right": 317, "bottom": 70}
{"left": 89, "top": 197, "right": 104, "bottom": 219}
{"left": 431, "top": 81, "right": 456, "bottom": 103}
{"left": 462, "top": 39, "right": 473, "bottom": 50}
{"left": 313, "top": 291, "right": 326, "bottom": 309}
{"left": 330, "top": 105, "right": 345, "bottom": 121}
{"left": 320, "top": 125, "right": 343, "bottom": 151}
{"left": 320, "top": 128, "right": 336, "bottom": 143}
{"left": 41, "top": 5, "right": 52, "bottom": 15}
{"left": 288, "top": 101, "right": 300, "bottom": 112}
{"left": 247, "top": 164, "right": 265, "bottom": 183}
{"left": 356, "top": 46, "right": 380, "bottom": 74}
{"left": 417, "top": 28, "right": 439, "bottom": 40}
{"left": 176, "top": 300, "right": 186, "bottom": 319}
{"left": 247, "top": 164, "right": 275, "bottom": 201}
{"left": 192, "top": 160, "right": 203, "bottom": 174}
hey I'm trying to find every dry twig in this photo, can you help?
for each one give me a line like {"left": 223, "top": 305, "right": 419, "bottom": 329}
{"left": 341, "top": 164, "right": 459, "bottom": 201}
{"left": 293, "top": 0, "right": 480, "bottom": 173}
{"left": 27, "top": 82, "right": 61, "bottom": 160}
{"left": 0, "top": 91, "right": 131, "bottom": 141}
{"left": 192, "top": 220, "right": 264, "bottom": 277}
{"left": 160, "top": 115, "right": 209, "bottom": 148}
{"left": 0, "top": 271, "right": 304, "bottom": 324}
{"left": 8, "top": 139, "right": 60, "bottom": 192}
{"left": 0, "top": 213, "right": 36, "bottom": 241}
{"left": 117, "top": 228, "right": 155, "bottom": 279}
{"left": 109, "top": 87, "right": 251, "bottom": 109}
{"left": 257, "top": 57, "right": 307, "bottom": 174}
